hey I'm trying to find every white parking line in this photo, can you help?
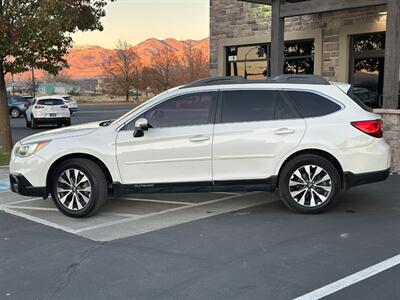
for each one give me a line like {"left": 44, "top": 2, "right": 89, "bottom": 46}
{"left": 74, "top": 192, "right": 259, "bottom": 234}
{"left": 295, "top": 254, "right": 400, "bottom": 300}
{"left": 0, "top": 197, "right": 43, "bottom": 206}
{"left": 119, "top": 197, "right": 193, "bottom": 206}
{"left": 0, "top": 207, "right": 78, "bottom": 234}
{"left": 5, "top": 205, "right": 58, "bottom": 211}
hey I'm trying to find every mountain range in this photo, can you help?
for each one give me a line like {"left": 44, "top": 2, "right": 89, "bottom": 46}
{"left": 12, "top": 37, "right": 209, "bottom": 81}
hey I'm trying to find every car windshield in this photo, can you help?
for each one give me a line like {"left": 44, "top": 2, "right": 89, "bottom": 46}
{"left": 347, "top": 87, "right": 372, "bottom": 112}
{"left": 37, "top": 99, "right": 65, "bottom": 106}
{"left": 111, "top": 91, "right": 170, "bottom": 125}
{"left": 9, "top": 96, "right": 25, "bottom": 103}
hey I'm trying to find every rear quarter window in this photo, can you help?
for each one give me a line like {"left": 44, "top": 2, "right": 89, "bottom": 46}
{"left": 37, "top": 99, "right": 65, "bottom": 106}
{"left": 284, "top": 91, "right": 341, "bottom": 118}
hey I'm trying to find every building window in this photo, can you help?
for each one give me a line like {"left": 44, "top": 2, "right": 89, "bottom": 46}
{"left": 284, "top": 39, "right": 315, "bottom": 74}
{"left": 349, "top": 32, "right": 385, "bottom": 108}
{"left": 226, "top": 39, "right": 314, "bottom": 79}
{"left": 226, "top": 44, "right": 270, "bottom": 80}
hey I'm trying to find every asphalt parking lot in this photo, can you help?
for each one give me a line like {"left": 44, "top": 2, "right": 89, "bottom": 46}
{"left": 1, "top": 161, "right": 400, "bottom": 299}
{"left": 2, "top": 104, "right": 400, "bottom": 299}
{"left": 8, "top": 103, "right": 135, "bottom": 143}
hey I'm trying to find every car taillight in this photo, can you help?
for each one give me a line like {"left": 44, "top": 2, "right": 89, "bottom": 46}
{"left": 34, "top": 105, "right": 44, "bottom": 109}
{"left": 61, "top": 105, "right": 68, "bottom": 109}
{"left": 351, "top": 119, "right": 383, "bottom": 138}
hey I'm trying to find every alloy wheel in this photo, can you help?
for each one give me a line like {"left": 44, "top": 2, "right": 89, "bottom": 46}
{"left": 289, "top": 165, "right": 332, "bottom": 207}
{"left": 56, "top": 169, "right": 92, "bottom": 211}
{"left": 11, "top": 109, "right": 20, "bottom": 118}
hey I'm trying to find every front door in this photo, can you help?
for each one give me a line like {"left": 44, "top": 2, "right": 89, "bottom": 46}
{"left": 116, "top": 92, "right": 218, "bottom": 185}
{"left": 212, "top": 89, "right": 306, "bottom": 182}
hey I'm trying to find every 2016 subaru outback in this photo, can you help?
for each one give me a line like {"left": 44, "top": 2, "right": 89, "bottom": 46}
{"left": 9, "top": 75, "right": 391, "bottom": 217}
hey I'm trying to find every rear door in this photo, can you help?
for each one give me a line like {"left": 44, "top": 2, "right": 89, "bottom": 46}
{"left": 212, "top": 89, "right": 306, "bottom": 182}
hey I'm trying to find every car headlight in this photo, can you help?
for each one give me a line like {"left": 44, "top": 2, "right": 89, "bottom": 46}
{"left": 13, "top": 141, "right": 50, "bottom": 158}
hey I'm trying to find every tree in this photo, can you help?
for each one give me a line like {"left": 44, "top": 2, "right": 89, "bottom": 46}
{"left": 147, "top": 48, "right": 181, "bottom": 93}
{"left": 102, "top": 40, "right": 141, "bottom": 102}
{"left": 180, "top": 44, "right": 209, "bottom": 83}
{"left": 0, "top": 0, "right": 113, "bottom": 153}
{"left": 43, "top": 70, "right": 74, "bottom": 84}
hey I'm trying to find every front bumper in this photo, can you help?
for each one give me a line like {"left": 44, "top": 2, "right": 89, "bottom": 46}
{"left": 9, "top": 174, "right": 48, "bottom": 198}
{"left": 344, "top": 168, "right": 391, "bottom": 190}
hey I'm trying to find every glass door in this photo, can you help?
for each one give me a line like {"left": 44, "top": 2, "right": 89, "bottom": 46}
{"left": 349, "top": 32, "right": 385, "bottom": 108}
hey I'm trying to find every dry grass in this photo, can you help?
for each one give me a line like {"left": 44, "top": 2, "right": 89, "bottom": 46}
{"left": 0, "top": 149, "right": 10, "bottom": 166}
{"left": 75, "top": 95, "right": 149, "bottom": 105}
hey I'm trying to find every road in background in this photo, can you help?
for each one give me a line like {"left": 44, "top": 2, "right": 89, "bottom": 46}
{"left": 9, "top": 103, "right": 136, "bottom": 144}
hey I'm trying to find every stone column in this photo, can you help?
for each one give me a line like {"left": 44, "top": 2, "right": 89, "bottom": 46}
{"left": 270, "top": 0, "right": 284, "bottom": 76}
{"left": 383, "top": 0, "right": 400, "bottom": 109}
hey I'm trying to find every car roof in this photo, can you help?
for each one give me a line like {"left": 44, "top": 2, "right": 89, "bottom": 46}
{"left": 35, "top": 96, "right": 65, "bottom": 100}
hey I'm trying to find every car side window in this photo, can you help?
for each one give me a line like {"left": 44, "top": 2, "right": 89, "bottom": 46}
{"left": 220, "top": 90, "right": 276, "bottom": 123}
{"left": 126, "top": 92, "right": 217, "bottom": 130}
{"left": 283, "top": 91, "right": 341, "bottom": 118}
{"left": 275, "top": 92, "right": 300, "bottom": 120}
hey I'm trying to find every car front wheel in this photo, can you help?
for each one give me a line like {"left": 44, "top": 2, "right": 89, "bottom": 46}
{"left": 50, "top": 158, "right": 108, "bottom": 218}
{"left": 278, "top": 154, "right": 341, "bottom": 214}
{"left": 10, "top": 108, "right": 21, "bottom": 118}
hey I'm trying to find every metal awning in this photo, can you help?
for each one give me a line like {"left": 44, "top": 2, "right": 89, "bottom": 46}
{"left": 239, "top": 0, "right": 388, "bottom": 17}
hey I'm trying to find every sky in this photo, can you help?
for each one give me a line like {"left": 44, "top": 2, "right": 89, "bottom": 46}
{"left": 71, "top": 0, "right": 210, "bottom": 49}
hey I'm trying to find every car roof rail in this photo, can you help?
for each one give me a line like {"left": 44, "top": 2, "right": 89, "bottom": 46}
{"left": 180, "top": 74, "right": 331, "bottom": 89}
{"left": 180, "top": 76, "right": 247, "bottom": 89}
{"left": 267, "top": 74, "right": 331, "bottom": 85}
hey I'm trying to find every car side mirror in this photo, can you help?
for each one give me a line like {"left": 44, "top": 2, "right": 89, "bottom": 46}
{"left": 133, "top": 118, "right": 149, "bottom": 138}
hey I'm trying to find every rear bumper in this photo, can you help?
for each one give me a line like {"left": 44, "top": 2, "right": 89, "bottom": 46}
{"left": 344, "top": 168, "right": 391, "bottom": 190}
{"left": 35, "top": 117, "right": 70, "bottom": 124}
{"left": 9, "top": 174, "right": 48, "bottom": 198}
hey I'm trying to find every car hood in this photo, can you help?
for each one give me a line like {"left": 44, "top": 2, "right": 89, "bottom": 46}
{"left": 20, "top": 122, "right": 101, "bottom": 144}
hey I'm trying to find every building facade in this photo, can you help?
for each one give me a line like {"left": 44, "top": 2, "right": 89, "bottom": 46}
{"left": 210, "top": 1, "right": 390, "bottom": 108}
{"left": 210, "top": 0, "right": 400, "bottom": 172}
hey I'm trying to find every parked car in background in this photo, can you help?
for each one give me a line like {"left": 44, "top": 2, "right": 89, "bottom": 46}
{"left": 8, "top": 96, "right": 28, "bottom": 118}
{"left": 61, "top": 95, "right": 78, "bottom": 115}
{"left": 22, "top": 96, "right": 35, "bottom": 106}
{"left": 25, "top": 96, "right": 71, "bottom": 128}
{"left": 9, "top": 75, "right": 391, "bottom": 218}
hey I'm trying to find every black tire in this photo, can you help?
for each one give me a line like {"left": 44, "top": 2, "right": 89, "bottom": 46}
{"left": 31, "top": 116, "right": 38, "bottom": 129}
{"left": 25, "top": 116, "right": 31, "bottom": 128}
{"left": 65, "top": 119, "right": 71, "bottom": 126}
{"left": 278, "top": 154, "right": 341, "bottom": 214}
{"left": 50, "top": 158, "right": 108, "bottom": 218}
{"left": 10, "top": 108, "right": 21, "bottom": 118}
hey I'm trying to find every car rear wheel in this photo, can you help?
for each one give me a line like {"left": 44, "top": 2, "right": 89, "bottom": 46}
{"left": 31, "top": 116, "right": 38, "bottom": 129}
{"left": 50, "top": 158, "right": 108, "bottom": 218}
{"left": 10, "top": 108, "right": 21, "bottom": 118}
{"left": 278, "top": 154, "right": 341, "bottom": 214}
{"left": 25, "top": 116, "right": 31, "bottom": 128}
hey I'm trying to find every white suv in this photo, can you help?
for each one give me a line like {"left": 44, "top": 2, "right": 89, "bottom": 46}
{"left": 10, "top": 75, "right": 391, "bottom": 217}
{"left": 61, "top": 95, "right": 78, "bottom": 115}
{"left": 26, "top": 96, "right": 71, "bottom": 128}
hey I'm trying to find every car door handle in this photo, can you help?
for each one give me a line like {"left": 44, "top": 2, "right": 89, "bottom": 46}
{"left": 189, "top": 135, "right": 210, "bottom": 142}
{"left": 274, "top": 128, "right": 296, "bottom": 135}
